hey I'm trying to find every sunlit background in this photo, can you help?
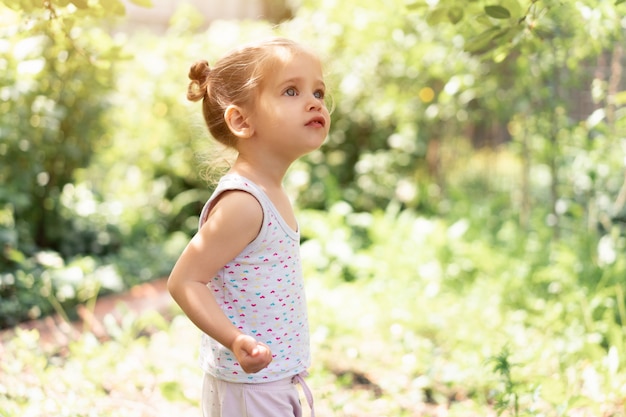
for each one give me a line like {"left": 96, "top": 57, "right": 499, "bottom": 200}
{"left": 1, "top": 0, "right": 626, "bottom": 416}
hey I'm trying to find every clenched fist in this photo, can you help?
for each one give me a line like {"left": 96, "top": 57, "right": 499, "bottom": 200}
{"left": 231, "top": 334, "right": 273, "bottom": 374}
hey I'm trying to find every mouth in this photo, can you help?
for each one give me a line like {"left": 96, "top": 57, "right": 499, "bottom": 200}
{"left": 305, "top": 116, "right": 326, "bottom": 128}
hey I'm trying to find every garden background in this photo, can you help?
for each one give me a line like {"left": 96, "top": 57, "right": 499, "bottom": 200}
{"left": 1, "top": 0, "right": 626, "bottom": 416}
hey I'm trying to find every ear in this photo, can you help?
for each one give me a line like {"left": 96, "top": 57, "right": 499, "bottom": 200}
{"left": 224, "top": 105, "right": 253, "bottom": 139}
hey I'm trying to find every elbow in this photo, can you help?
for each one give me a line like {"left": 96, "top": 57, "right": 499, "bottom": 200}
{"left": 166, "top": 274, "right": 178, "bottom": 298}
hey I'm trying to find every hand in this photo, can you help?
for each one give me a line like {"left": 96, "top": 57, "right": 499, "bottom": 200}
{"left": 231, "top": 334, "right": 273, "bottom": 374}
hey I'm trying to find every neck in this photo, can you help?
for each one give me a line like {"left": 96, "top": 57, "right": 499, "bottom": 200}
{"left": 230, "top": 154, "right": 290, "bottom": 189}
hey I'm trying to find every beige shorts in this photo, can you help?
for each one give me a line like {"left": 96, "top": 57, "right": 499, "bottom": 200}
{"left": 202, "top": 373, "right": 314, "bottom": 417}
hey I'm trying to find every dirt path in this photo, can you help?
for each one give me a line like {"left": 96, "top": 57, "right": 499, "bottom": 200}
{"left": 0, "top": 278, "right": 173, "bottom": 349}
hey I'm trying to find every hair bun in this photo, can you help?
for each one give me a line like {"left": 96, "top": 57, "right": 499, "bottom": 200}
{"left": 187, "top": 60, "right": 210, "bottom": 102}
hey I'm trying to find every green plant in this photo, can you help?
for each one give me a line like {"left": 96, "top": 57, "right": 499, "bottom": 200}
{"left": 0, "top": 3, "right": 123, "bottom": 258}
{"left": 489, "top": 346, "right": 524, "bottom": 416}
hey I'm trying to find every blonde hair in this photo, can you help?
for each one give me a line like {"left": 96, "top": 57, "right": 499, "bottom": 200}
{"left": 187, "top": 38, "right": 318, "bottom": 148}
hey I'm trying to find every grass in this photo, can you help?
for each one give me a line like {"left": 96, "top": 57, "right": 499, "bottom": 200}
{"left": 2, "top": 207, "right": 626, "bottom": 416}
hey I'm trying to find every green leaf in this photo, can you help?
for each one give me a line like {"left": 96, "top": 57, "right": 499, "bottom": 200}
{"left": 616, "top": 0, "right": 625, "bottom": 4}
{"left": 447, "top": 7, "right": 464, "bottom": 24}
{"left": 485, "top": 5, "right": 511, "bottom": 19}
{"left": 464, "top": 26, "right": 502, "bottom": 54}
{"left": 492, "top": 25, "right": 522, "bottom": 44}
{"left": 476, "top": 14, "right": 493, "bottom": 26}
{"left": 426, "top": 6, "right": 449, "bottom": 25}
{"left": 71, "top": 0, "right": 88, "bottom": 9}
{"left": 499, "top": 0, "right": 523, "bottom": 17}
{"left": 406, "top": 0, "right": 428, "bottom": 11}
{"left": 129, "top": 0, "right": 153, "bottom": 6}
{"left": 5, "top": 247, "right": 26, "bottom": 264}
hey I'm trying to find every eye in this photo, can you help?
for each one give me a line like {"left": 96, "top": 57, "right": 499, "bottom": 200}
{"left": 284, "top": 87, "right": 297, "bottom": 97}
{"left": 314, "top": 89, "right": 325, "bottom": 99}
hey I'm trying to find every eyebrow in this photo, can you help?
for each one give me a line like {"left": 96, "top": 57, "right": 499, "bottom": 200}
{"left": 279, "top": 77, "right": 326, "bottom": 89}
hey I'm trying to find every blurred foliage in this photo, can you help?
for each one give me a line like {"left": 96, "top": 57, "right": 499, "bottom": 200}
{"left": 0, "top": 3, "right": 116, "bottom": 256}
{"left": 300, "top": 206, "right": 626, "bottom": 415}
{"left": 286, "top": 0, "right": 626, "bottom": 230}
{"left": 1, "top": 208, "right": 626, "bottom": 415}
{"left": 0, "top": 1, "right": 127, "bottom": 326}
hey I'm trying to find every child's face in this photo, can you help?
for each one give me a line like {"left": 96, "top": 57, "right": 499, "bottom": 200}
{"left": 249, "top": 51, "right": 330, "bottom": 159}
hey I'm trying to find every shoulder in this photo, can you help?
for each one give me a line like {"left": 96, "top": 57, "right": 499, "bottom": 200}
{"left": 201, "top": 190, "right": 263, "bottom": 243}
{"left": 212, "top": 189, "right": 262, "bottom": 218}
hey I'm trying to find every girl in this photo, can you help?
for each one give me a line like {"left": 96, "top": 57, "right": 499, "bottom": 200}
{"left": 167, "top": 38, "right": 330, "bottom": 417}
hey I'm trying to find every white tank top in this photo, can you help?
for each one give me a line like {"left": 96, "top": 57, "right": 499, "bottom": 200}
{"left": 197, "top": 174, "right": 310, "bottom": 383}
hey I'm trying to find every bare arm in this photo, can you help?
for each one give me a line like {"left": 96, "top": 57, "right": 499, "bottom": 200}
{"left": 167, "top": 191, "right": 272, "bottom": 373}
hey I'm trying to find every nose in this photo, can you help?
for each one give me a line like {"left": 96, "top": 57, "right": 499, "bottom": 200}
{"left": 307, "top": 95, "right": 323, "bottom": 111}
